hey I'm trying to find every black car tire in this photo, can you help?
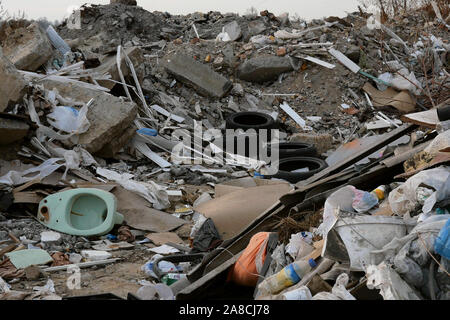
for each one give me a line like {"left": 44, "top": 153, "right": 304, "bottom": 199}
{"left": 266, "top": 156, "right": 328, "bottom": 183}
{"left": 225, "top": 112, "right": 276, "bottom": 130}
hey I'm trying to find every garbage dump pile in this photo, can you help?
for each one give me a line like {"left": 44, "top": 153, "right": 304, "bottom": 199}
{"left": 0, "top": 0, "right": 449, "bottom": 300}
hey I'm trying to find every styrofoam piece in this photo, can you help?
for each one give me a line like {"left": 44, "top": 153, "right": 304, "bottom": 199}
{"left": 81, "top": 250, "right": 112, "bottom": 261}
{"left": 40, "top": 231, "right": 61, "bottom": 243}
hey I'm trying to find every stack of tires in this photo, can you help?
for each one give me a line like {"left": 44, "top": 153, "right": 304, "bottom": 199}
{"left": 225, "top": 111, "right": 328, "bottom": 184}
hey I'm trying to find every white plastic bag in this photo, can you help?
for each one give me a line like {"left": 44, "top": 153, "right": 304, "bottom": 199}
{"left": 311, "top": 273, "right": 356, "bottom": 300}
{"left": 0, "top": 158, "right": 64, "bottom": 186}
{"left": 285, "top": 232, "right": 314, "bottom": 260}
{"left": 389, "top": 166, "right": 450, "bottom": 216}
{"left": 216, "top": 28, "right": 231, "bottom": 42}
{"left": 317, "top": 186, "right": 356, "bottom": 237}
{"left": 281, "top": 286, "right": 312, "bottom": 300}
{"left": 378, "top": 69, "right": 422, "bottom": 95}
{"left": 47, "top": 105, "right": 90, "bottom": 135}
{"left": 96, "top": 167, "right": 170, "bottom": 210}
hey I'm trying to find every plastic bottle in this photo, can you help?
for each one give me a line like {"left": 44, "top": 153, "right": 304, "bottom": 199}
{"left": 258, "top": 259, "right": 317, "bottom": 294}
{"left": 161, "top": 273, "right": 187, "bottom": 286}
{"left": 352, "top": 185, "right": 386, "bottom": 213}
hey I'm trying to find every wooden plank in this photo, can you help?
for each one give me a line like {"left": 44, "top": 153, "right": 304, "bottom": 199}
{"left": 13, "top": 191, "right": 44, "bottom": 204}
{"left": 0, "top": 244, "right": 18, "bottom": 259}
{"left": 297, "top": 124, "right": 416, "bottom": 188}
{"left": 13, "top": 178, "right": 42, "bottom": 193}
{"left": 401, "top": 109, "right": 439, "bottom": 128}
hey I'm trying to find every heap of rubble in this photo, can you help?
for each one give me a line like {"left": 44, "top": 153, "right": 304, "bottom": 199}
{"left": 0, "top": 1, "right": 449, "bottom": 300}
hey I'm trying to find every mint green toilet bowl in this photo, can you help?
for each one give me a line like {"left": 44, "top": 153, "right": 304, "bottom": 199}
{"left": 37, "top": 188, "right": 124, "bottom": 237}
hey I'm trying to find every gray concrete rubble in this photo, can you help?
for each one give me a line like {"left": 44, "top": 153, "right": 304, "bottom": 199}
{"left": 76, "top": 94, "right": 138, "bottom": 155}
{"left": 0, "top": 48, "right": 27, "bottom": 112}
{"left": 1, "top": 22, "right": 53, "bottom": 71}
{"left": 165, "top": 53, "right": 233, "bottom": 98}
{"left": 0, "top": 118, "right": 29, "bottom": 145}
{"left": 93, "top": 46, "right": 145, "bottom": 90}
{"left": 237, "top": 55, "right": 294, "bottom": 83}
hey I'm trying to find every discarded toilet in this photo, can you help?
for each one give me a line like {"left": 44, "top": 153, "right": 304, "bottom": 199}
{"left": 37, "top": 188, "right": 124, "bottom": 236}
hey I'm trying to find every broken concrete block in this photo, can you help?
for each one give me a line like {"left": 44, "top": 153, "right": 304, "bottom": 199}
{"left": 165, "top": 53, "right": 232, "bottom": 98}
{"left": 77, "top": 94, "right": 138, "bottom": 154}
{"left": 2, "top": 22, "right": 53, "bottom": 71}
{"left": 289, "top": 133, "right": 334, "bottom": 155}
{"left": 96, "top": 125, "right": 137, "bottom": 158}
{"left": 224, "top": 21, "right": 242, "bottom": 41}
{"left": 37, "top": 78, "right": 138, "bottom": 154}
{"left": 237, "top": 55, "right": 294, "bottom": 83}
{"left": 0, "top": 118, "right": 29, "bottom": 145}
{"left": 93, "top": 46, "right": 145, "bottom": 90}
{"left": 247, "top": 20, "right": 267, "bottom": 37}
{"left": 0, "top": 48, "right": 27, "bottom": 112}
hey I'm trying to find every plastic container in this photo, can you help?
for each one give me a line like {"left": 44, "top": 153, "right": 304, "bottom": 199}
{"left": 333, "top": 215, "right": 407, "bottom": 271}
{"left": 258, "top": 259, "right": 317, "bottom": 294}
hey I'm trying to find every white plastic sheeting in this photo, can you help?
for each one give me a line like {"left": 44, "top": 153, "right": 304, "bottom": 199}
{"left": 96, "top": 167, "right": 170, "bottom": 210}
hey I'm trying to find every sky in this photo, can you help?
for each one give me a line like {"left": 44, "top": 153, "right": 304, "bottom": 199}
{"left": 2, "top": 0, "right": 361, "bottom": 22}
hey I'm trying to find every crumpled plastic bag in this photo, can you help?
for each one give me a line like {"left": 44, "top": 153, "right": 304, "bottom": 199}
{"left": 285, "top": 232, "right": 314, "bottom": 260}
{"left": 0, "top": 158, "right": 64, "bottom": 186}
{"left": 388, "top": 166, "right": 450, "bottom": 217}
{"left": 378, "top": 68, "right": 422, "bottom": 96}
{"left": 369, "top": 214, "right": 449, "bottom": 266}
{"left": 47, "top": 105, "right": 90, "bottom": 134}
{"left": 141, "top": 254, "right": 182, "bottom": 278}
{"left": 281, "top": 286, "right": 312, "bottom": 300}
{"left": 311, "top": 273, "right": 356, "bottom": 300}
{"left": 27, "top": 95, "right": 91, "bottom": 142}
{"left": 393, "top": 242, "right": 424, "bottom": 288}
{"left": 96, "top": 167, "right": 170, "bottom": 210}
{"left": 317, "top": 186, "right": 356, "bottom": 237}
{"left": 216, "top": 28, "right": 231, "bottom": 42}
{"left": 47, "top": 145, "right": 98, "bottom": 180}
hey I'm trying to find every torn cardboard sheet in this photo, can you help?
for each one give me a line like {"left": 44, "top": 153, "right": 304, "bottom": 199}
{"left": 148, "top": 244, "right": 180, "bottom": 255}
{"left": 146, "top": 232, "right": 184, "bottom": 246}
{"left": 194, "top": 183, "right": 293, "bottom": 240}
{"left": 215, "top": 177, "right": 289, "bottom": 198}
{"left": 113, "top": 186, "right": 185, "bottom": 232}
{"left": 363, "top": 83, "right": 415, "bottom": 113}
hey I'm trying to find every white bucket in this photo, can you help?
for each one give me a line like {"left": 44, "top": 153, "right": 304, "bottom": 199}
{"left": 333, "top": 215, "right": 407, "bottom": 271}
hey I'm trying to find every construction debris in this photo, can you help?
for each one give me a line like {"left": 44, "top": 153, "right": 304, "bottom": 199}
{"left": 0, "top": 1, "right": 448, "bottom": 302}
